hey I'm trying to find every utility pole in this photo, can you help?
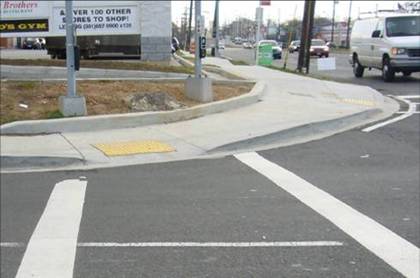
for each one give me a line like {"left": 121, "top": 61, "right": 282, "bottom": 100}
{"left": 304, "top": 0, "right": 316, "bottom": 74}
{"left": 186, "top": 0, "right": 193, "bottom": 51}
{"left": 283, "top": 5, "right": 298, "bottom": 69}
{"left": 59, "top": 0, "right": 86, "bottom": 116}
{"left": 297, "top": 0, "right": 310, "bottom": 72}
{"left": 212, "top": 0, "right": 220, "bottom": 57}
{"left": 331, "top": 0, "right": 337, "bottom": 43}
{"left": 181, "top": 7, "right": 188, "bottom": 50}
{"left": 346, "top": 0, "right": 352, "bottom": 49}
{"left": 255, "top": 5, "right": 263, "bottom": 64}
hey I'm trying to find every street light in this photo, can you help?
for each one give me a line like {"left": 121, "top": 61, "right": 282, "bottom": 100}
{"left": 331, "top": 0, "right": 338, "bottom": 43}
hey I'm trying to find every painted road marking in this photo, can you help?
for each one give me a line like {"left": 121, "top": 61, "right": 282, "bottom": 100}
{"left": 15, "top": 179, "right": 87, "bottom": 278}
{"left": 362, "top": 95, "right": 419, "bottom": 132}
{"left": 1, "top": 242, "right": 23, "bottom": 247}
{"left": 79, "top": 241, "right": 343, "bottom": 247}
{"left": 235, "top": 152, "right": 420, "bottom": 278}
{"left": 93, "top": 140, "right": 175, "bottom": 156}
{"left": 396, "top": 95, "right": 420, "bottom": 99}
{"left": 342, "top": 98, "right": 376, "bottom": 107}
{"left": 396, "top": 111, "right": 420, "bottom": 114}
{"left": 1, "top": 241, "right": 343, "bottom": 248}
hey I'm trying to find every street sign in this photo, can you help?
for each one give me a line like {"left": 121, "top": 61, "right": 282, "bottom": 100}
{"left": 258, "top": 44, "right": 273, "bottom": 66}
{"left": 260, "top": 0, "right": 271, "bottom": 6}
{"left": 317, "top": 57, "right": 336, "bottom": 71}
{"left": 255, "top": 7, "right": 263, "bottom": 22}
{"left": 197, "top": 15, "right": 205, "bottom": 35}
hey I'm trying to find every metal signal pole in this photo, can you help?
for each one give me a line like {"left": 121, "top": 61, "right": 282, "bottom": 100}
{"left": 65, "top": 0, "right": 76, "bottom": 98}
{"left": 194, "top": 0, "right": 201, "bottom": 77}
{"left": 59, "top": 0, "right": 86, "bottom": 116}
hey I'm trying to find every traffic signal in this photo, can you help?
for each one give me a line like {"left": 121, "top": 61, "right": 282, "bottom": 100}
{"left": 199, "top": 36, "right": 206, "bottom": 58}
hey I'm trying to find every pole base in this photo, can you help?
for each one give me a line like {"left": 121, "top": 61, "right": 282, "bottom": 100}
{"left": 185, "top": 77, "right": 213, "bottom": 103}
{"left": 59, "top": 96, "right": 87, "bottom": 117}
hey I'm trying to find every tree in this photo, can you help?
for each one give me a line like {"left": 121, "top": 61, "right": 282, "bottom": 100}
{"left": 313, "top": 17, "right": 332, "bottom": 27}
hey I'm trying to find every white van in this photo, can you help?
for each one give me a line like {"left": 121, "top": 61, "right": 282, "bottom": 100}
{"left": 350, "top": 14, "right": 420, "bottom": 82}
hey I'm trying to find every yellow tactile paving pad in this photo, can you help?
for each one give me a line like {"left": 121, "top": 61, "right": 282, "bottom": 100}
{"left": 93, "top": 140, "right": 175, "bottom": 156}
{"left": 342, "top": 98, "right": 376, "bottom": 107}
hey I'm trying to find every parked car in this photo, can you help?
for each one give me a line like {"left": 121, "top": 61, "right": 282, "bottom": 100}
{"left": 242, "top": 42, "right": 253, "bottom": 49}
{"left": 258, "top": 40, "right": 282, "bottom": 59}
{"left": 23, "top": 38, "right": 44, "bottom": 49}
{"left": 289, "top": 40, "right": 300, "bottom": 53}
{"left": 219, "top": 41, "right": 225, "bottom": 49}
{"left": 326, "top": 41, "right": 336, "bottom": 48}
{"left": 350, "top": 13, "right": 420, "bottom": 82}
{"left": 233, "top": 37, "right": 243, "bottom": 45}
{"left": 310, "top": 39, "right": 329, "bottom": 57}
{"left": 171, "top": 37, "right": 180, "bottom": 53}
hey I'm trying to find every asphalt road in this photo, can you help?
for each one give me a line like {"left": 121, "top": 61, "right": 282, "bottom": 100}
{"left": 221, "top": 47, "right": 420, "bottom": 97}
{"left": 1, "top": 112, "right": 419, "bottom": 277}
{"left": 1, "top": 46, "right": 419, "bottom": 277}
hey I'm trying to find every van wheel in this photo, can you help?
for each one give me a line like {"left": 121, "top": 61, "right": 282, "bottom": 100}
{"left": 382, "top": 57, "right": 395, "bottom": 82}
{"left": 353, "top": 57, "right": 364, "bottom": 78}
{"left": 402, "top": 71, "right": 411, "bottom": 77}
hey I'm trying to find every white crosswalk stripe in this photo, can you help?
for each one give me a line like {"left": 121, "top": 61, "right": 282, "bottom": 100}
{"left": 235, "top": 152, "right": 420, "bottom": 278}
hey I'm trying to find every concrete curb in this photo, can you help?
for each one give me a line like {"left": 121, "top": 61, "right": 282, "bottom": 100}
{"left": 1, "top": 155, "right": 85, "bottom": 170}
{"left": 0, "top": 80, "right": 263, "bottom": 135}
{"left": 0, "top": 106, "right": 396, "bottom": 173}
{"left": 0, "top": 64, "right": 189, "bottom": 79}
{"left": 0, "top": 99, "right": 399, "bottom": 173}
{"left": 208, "top": 108, "right": 384, "bottom": 154}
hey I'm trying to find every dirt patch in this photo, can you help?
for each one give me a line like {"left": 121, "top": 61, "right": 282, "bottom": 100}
{"left": 0, "top": 59, "right": 194, "bottom": 74}
{"left": 0, "top": 80, "right": 254, "bottom": 124}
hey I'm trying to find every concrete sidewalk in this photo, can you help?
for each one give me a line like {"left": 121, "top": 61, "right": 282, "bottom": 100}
{"left": 0, "top": 57, "right": 398, "bottom": 172}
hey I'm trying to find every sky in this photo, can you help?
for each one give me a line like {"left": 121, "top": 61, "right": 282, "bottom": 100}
{"left": 171, "top": 1, "right": 402, "bottom": 27}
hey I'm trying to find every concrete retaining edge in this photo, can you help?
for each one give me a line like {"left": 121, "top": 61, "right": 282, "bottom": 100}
{"left": 208, "top": 108, "right": 384, "bottom": 154}
{"left": 1, "top": 105, "right": 397, "bottom": 173}
{"left": 0, "top": 81, "right": 264, "bottom": 135}
{"left": 1, "top": 155, "right": 84, "bottom": 170}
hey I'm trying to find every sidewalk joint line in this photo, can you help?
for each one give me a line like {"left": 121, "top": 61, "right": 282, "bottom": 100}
{"left": 59, "top": 133, "right": 87, "bottom": 164}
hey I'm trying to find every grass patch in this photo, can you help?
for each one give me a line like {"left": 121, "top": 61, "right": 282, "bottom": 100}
{"left": 203, "top": 66, "right": 244, "bottom": 80}
{"left": 0, "top": 59, "right": 194, "bottom": 74}
{"left": 265, "top": 65, "right": 333, "bottom": 81}
{"left": 230, "top": 60, "right": 249, "bottom": 66}
{"left": 330, "top": 47, "right": 350, "bottom": 54}
{"left": 46, "top": 110, "right": 64, "bottom": 119}
{"left": 266, "top": 65, "right": 304, "bottom": 75}
{"left": 1, "top": 80, "right": 254, "bottom": 124}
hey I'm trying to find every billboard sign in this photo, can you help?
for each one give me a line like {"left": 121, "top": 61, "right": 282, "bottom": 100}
{"left": 260, "top": 0, "right": 271, "bottom": 6}
{"left": 0, "top": 1, "right": 141, "bottom": 37}
{"left": 51, "top": 6, "right": 140, "bottom": 35}
{"left": 0, "top": 1, "right": 49, "bottom": 19}
{"left": 0, "top": 19, "right": 49, "bottom": 33}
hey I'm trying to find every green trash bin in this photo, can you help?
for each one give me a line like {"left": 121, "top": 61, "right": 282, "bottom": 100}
{"left": 258, "top": 44, "right": 273, "bottom": 66}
